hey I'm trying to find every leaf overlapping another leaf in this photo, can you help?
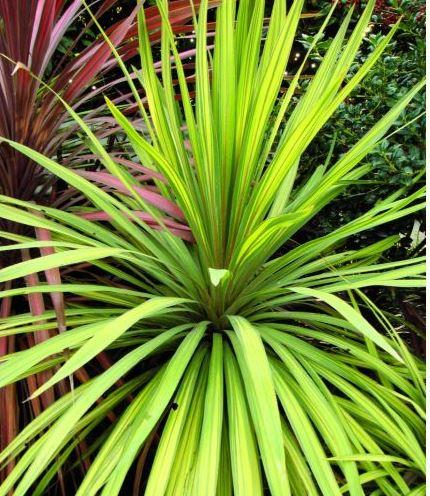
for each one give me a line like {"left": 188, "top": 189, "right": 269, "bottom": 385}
{"left": 0, "top": 0, "right": 425, "bottom": 493}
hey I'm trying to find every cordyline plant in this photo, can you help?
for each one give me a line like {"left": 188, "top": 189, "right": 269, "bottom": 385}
{"left": 0, "top": 0, "right": 131, "bottom": 202}
{"left": 0, "top": 0, "right": 426, "bottom": 494}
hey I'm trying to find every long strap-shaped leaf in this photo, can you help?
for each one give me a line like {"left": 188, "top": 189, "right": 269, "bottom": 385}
{"left": 144, "top": 347, "right": 207, "bottom": 495}
{"left": 228, "top": 316, "right": 289, "bottom": 496}
{"left": 192, "top": 333, "right": 224, "bottom": 495}
{"left": 224, "top": 343, "right": 262, "bottom": 496}
{"left": 288, "top": 287, "right": 401, "bottom": 361}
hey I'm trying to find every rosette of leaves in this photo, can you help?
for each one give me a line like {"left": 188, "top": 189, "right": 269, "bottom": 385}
{"left": 0, "top": 0, "right": 425, "bottom": 494}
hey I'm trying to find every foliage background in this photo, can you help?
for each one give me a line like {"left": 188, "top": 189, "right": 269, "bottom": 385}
{"left": 303, "top": 0, "right": 425, "bottom": 229}
{"left": 300, "top": 0, "right": 426, "bottom": 350}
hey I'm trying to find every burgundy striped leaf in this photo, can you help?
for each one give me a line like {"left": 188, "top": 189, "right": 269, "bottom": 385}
{"left": 76, "top": 170, "right": 185, "bottom": 220}
{"left": 79, "top": 210, "right": 194, "bottom": 242}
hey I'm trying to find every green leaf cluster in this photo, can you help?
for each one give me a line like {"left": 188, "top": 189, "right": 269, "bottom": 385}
{"left": 0, "top": 0, "right": 425, "bottom": 494}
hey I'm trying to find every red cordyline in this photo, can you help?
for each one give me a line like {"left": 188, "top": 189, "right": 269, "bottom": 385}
{"left": 0, "top": 0, "right": 210, "bottom": 203}
{"left": 0, "top": 0, "right": 211, "bottom": 479}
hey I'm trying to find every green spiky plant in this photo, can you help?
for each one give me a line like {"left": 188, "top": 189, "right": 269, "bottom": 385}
{"left": 0, "top": 0, "right": 425, "bottom": 494}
